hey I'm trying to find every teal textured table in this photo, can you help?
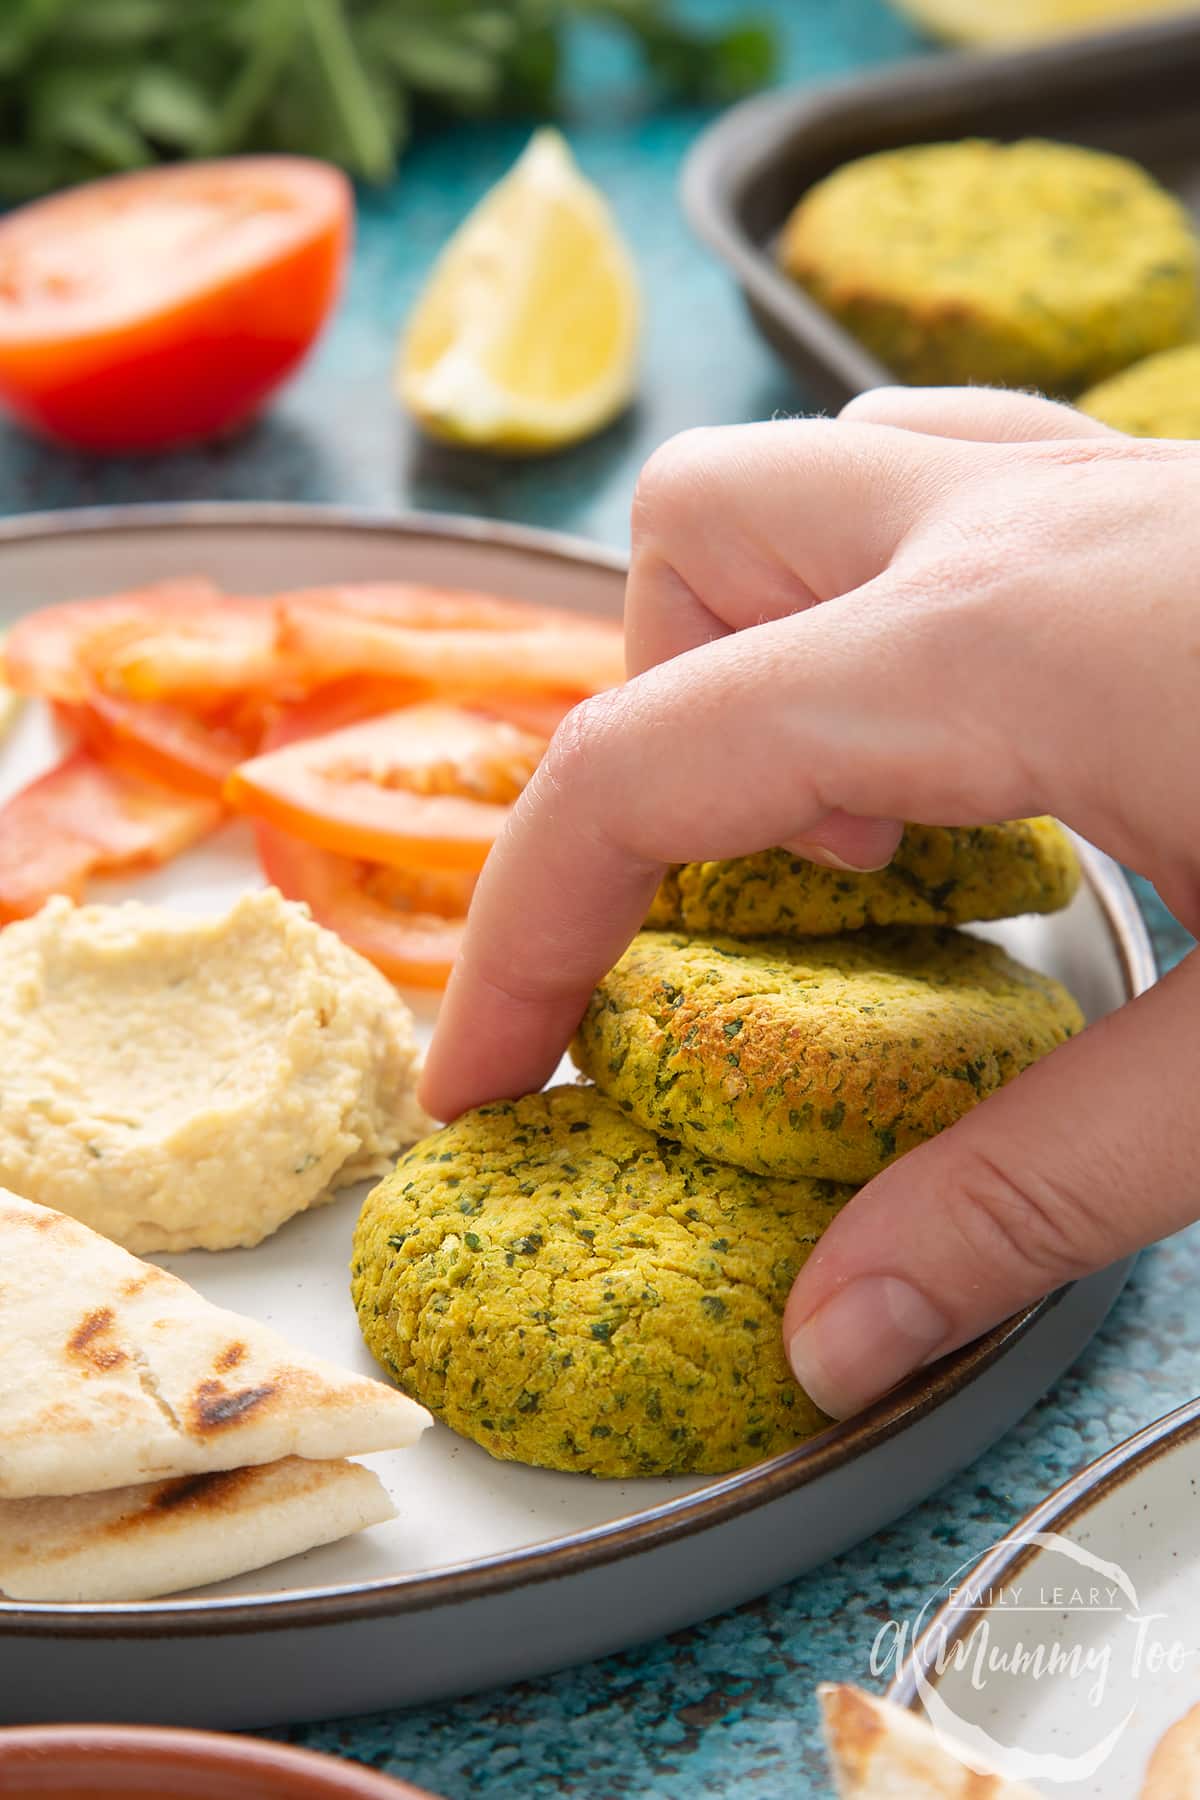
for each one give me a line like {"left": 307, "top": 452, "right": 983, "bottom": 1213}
{"left": 1, "top": 2, "right": 1193, "bottom": 1793}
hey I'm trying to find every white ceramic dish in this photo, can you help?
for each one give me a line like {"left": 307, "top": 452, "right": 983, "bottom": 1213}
{"left": 889, "top": 1394, "right": 1200, "bottom": 1795}
{"left": 0, "top": 505, "right": 1156, "bottom": 1729}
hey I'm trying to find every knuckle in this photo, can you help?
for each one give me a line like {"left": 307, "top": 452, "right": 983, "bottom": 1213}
{"left": 943, "top": 1145, "right": 1102, "bottom": 1290}
{"left": 905, "top": 532, "right": 1016, "bottom": 609}
{"left": 838, "top": 385, "right": 912, "bottom": 426}
{"left": 537, "top": 690, "right": 623, "bottom": 796}
{"left": 631, "top": 427, "right": 720, "bottom": 542}
{"left": 1030, "top": 436, "right": 1154, "bottom": 473}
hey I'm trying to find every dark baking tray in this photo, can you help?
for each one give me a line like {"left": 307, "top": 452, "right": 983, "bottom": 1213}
{"left": 682, "top": 14, "right": 1200, "bottom": 409}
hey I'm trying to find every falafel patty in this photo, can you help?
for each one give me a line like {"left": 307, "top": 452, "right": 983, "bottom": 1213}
{"left": 890, "top": 0, "right": 1200, "bottom": 47}
{"left": 1078, "top": 343, "right": 1200, "bottom": 439}
{"left": 778, "top": 139, "right": 1199, "bottom": 391}
{"left": 573, "top": 928, "right": 1083, "bottom": 1184}
{"left": 647, "top": 820, "right": 1080, "bottom": 940}
{"left": 351, "top": 1086, "right": 855, "bottom": 1478}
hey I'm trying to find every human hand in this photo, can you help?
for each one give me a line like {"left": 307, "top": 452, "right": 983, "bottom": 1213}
{"left": 421, "top": 386, "right": 1200, "bottom": 1420}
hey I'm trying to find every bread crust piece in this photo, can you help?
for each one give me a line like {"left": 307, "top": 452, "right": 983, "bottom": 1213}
{"left": 572, "top": 928, "right": 1084, "bottom": 1184}
{"left": 647, "top": 820, "right": 1080, "bottom": 939}
{"left": 352, "top": 1086, "right": 856, "bottom": 1478}
{"left": 1141, "top": 1695, "right": 1200, "bottom": 1795}
{"left": 0, "top": 1188, "right": 430, "bottom": 1499}
{"left": 0, "top": 1457, "right": 393, "bottom": 1603}
{"left": 819, "top": 1685, "right": 1042, "bottom": 1798}
{"left": 779, "top": 139, "right": 1199, "bottom": 392}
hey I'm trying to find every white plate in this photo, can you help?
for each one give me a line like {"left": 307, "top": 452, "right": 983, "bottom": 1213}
{"left": 889, "top": 1395, "right": 1200, "bottom": 1795}
{"left": 0, "top": 505, "right": 1156, "bottom": 1729}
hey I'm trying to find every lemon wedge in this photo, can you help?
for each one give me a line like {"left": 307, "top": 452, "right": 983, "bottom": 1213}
{"left": 398, "top": 130, "right": 640, "bottom": 454}
{"left": 0, "top": 634, "right": 23, "bottom": 743}
{"left": 892, "top": 0, "right": 1199, "bottom": 43}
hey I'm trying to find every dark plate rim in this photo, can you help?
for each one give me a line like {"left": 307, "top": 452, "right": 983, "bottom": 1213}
{"left": 887, "top": 1390, "right": 1200, "bottom": 1713}
{"left": 680, "top": 11, "right": 1200, "bottom": 406}
{"left": 0, "top": 502, "right": 1158, "bottom": 1639}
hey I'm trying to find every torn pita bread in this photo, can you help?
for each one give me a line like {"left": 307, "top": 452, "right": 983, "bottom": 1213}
{"left": 819, "top": 1684, "right": 1042, "bottom": 1799}
{"left": 0, "top": 1189, "right": 430, "bottom": 1498}
{"left": 0, "top": 1456, "right": 393, "bottom": 1602}
{"left": 1141, "top": 1696, "right": 1200, "bottom": 1796}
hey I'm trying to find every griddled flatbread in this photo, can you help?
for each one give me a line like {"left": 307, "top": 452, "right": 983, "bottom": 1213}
{"left": 0, "top": 1456, "right": 393, "bottom": 1602}
{"left": 819, "top": 1685, "right": 1042, "bottom": 1798}
{"left": 1141, "top": 1696, "right": 1200, "bottom": 1796}
{"left": 0, "top": 1190, "right": 430, "bottom": 1498}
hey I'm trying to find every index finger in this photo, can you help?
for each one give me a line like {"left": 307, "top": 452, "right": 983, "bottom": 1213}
{"left": 420, "top": 585, "right": 1053, "bottom": 1123}
{"left": 623, "top": 416, "right": 936, "bottom": 677}
{"left": 422, "top": 422, "right": 948, "bottom": 1120}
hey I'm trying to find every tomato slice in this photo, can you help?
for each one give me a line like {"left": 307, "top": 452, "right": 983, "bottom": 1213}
{"left": 7, "top": 582, "right": 605, "bottom": 714}
{"left": 95, "top": 606, "right": 289, "bottom": 703}
{"left": 226, "top": 702, "right": 545, "bottom": 871}
{"left": 0, "top": 749, "right": 222, "bottom": 922}
{"left": 4, "top": 579, "right": 299, "bottom": 705}
{"left": 260, "top": 677, "right": 432, "bottom": 752}
{"left": 472, "top": 691, "right": 583, "bottom": 738}
{"left": 58, "top": 691, "right": 266, "bottom": 797}
{"left": 0, "top": 158, "right": 351, "bottom": 452}
{"left": 256, "top": 824, "right": 469, "bottom": 989}
{"left": 5, "top": 578, "right": 220, "bottom": 701}
{"left": 261, "top": 676, "right": 582, "bottom": 753}
{"left": 277, "top": 584, "right": 624, "bottom": 696}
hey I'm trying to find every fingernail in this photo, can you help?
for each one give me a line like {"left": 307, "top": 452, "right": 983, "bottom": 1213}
{"left": 787, "top": 842, "right": 889, "bottom": 874}
{"left": 787, "top": 1277, "right": 950, "bottom": 1419}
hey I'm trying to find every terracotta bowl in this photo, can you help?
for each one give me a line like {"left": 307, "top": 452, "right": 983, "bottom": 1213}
{"left": 0, "top": 1726, "right": 441, "bottom": 1798}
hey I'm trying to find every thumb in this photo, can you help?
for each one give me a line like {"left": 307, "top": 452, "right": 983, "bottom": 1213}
{"left": 783, "top": 947, "right": 1200, "bottom": 1419}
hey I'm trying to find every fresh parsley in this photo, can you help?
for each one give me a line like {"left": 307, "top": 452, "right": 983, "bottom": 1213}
{"left": 0, "top": 0, "right": 776, "bottom": 200}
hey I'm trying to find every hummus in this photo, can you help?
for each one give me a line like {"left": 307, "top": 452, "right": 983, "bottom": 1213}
{"left": 0, "top": 889, "right": 429, "bottom": 1253}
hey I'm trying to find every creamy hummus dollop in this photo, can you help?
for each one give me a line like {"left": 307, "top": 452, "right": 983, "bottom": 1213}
{"left": 0, "top": 889, "right": 429, "bottom": 1252}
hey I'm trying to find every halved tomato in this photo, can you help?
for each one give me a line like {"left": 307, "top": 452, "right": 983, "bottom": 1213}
{"left": 257, "top": 824, "right": 469, "bottom": 988}
{"left": 60, "top": 691, "right": 265, "bottom": 797}
{"left": 226, "top": 702, "right": 546, "bottom": 871}
{"left": 0, "top": 748, "right": 222, "bottom": 922}
{"left": 277, "top": 584, "right": 624, "bottom": 696}
{"left": 0, "top": 158, "right": 351, "bottom": 452}
{"left": 4, "top": 579, "right": 293, "bottom": 704}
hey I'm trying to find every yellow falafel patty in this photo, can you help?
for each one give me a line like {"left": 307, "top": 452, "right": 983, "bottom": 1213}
{"left": 891, "top": 0, "right": 1200, "bottom": 47}
{"left": 647, "top": 820, "right": 1079, "bottom": 939}
{"left": 352, "top": 1086, "right": 856, "bottom": 1477}
{"left": 573, "top": 929, "right": 1083, "bottom": 1184}
{"left": 1079, "top": 343, "right": 1200, "bottom": 439}
{"left": 779, "top": 139, "right": 1199, "bottom": 391}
